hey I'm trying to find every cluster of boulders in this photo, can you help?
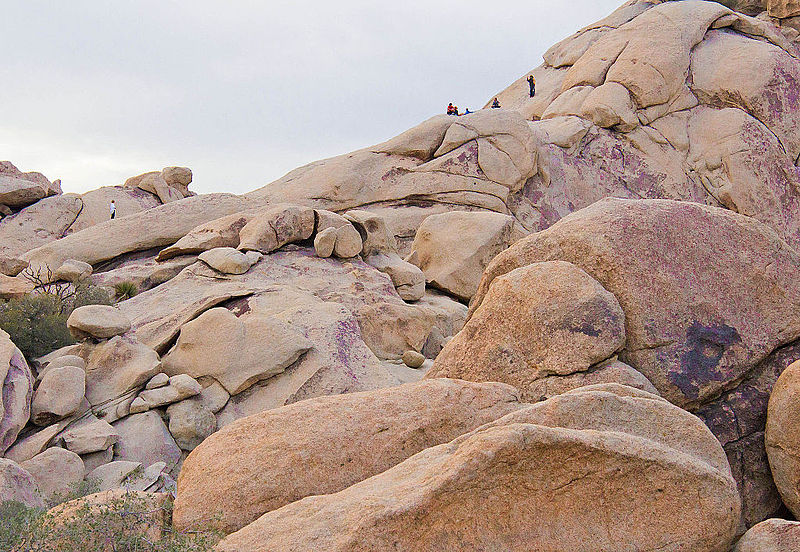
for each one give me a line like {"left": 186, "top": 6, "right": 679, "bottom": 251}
{"left": 6, "top": 0, "right": 800, "bottom": 550}
{"left": 0, "top": 165, "right": 193, "bottom": 279}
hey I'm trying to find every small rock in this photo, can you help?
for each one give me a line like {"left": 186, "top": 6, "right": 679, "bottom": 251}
{"left": 333, "top": 224, "right": 363, "bottom": 258}
{"left": 61, "top": 418, "right": 119, "bottom": 455}
{"left": 54, "top": 259, "right": 93, "bottom": 282}
{"left": 402, "top": 350, "right": 425, "bottom": 369}
{"left": 146, "top": 373, "right": 170, "bottom": 390}
{"left": 67, "top": 305, "right": 131, "bottom": 341}
{"left": 130, "top": 374, "right": 202, "bottom": 413}
{"left": 314, "top": 227, "right": 337, "bottom": 258}
{"left": 167, "top": 398, "right": 217, "bottom": 451}
{"left": 198, "top": 379, "right": 230, "bottom": 413}
{"left": 198, "top": 247, "right": 256, "bottom": 275}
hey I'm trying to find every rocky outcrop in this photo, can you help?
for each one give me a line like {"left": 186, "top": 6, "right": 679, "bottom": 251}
{"left": 428, "top": 260, "right": 626, "bottom": 401}
{"left": 217, "top": 385, "right": 739, "bottom": 552}
{"left": 174, "top": 379, "right": 523, "bottom": 534}
{"left": 469, "top": 198, "right": 800, "bottom": 527}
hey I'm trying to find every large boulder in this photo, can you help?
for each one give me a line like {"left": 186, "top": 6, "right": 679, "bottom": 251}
{"left": 20, "top": 193, "right": 257, "bottom": 280}
{"left": 0, "top": 329, "right": 34, "bottom": 455}
{"left": 427, "top": 260, "right": 626, "bottom": 401}
{"left": 162, "top": 307, "right": 313, "bottom": 395}
{"left": 766, "top": 358, "right": 800, "bottom": 517}
{"left": 0, "top": 175, "right": 46, "bottom": 209}
{"left": 473, "top": 199, "right": 800, "bottom": 408}
{"left": 76, "top": 336, "right": 161, "bottom": 421}
{"left": 0, "top": 458, "right": 45, "bottom": 508}
{"left": 406, "top": 211, "right": 526, "bottom": 301}
{"left": 173, "top": 379, "right": 523, "bottom": 534}
{"left": 217, "top": 386, "right": 739, "bottom": 552}
{"left": 470, "top": 198, "right": 800, "bottom": 527}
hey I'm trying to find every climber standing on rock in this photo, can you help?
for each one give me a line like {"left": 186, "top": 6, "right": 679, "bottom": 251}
{"left": 527, "top": 74, "right": 536, "bottom": 97}
{"left": 109, "top": 200, "right": 116, "bottom": 220}
{"left": 491, "top": 98, "right": 501, "bottom": 108}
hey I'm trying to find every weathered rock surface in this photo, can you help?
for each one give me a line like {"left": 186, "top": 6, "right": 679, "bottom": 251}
{"left": 67, "top": 305, "right": 132, "bottom": 341}
{"left": 734, "top": 518, "right": 800, "bottom": 551}
{"left": 429, "top": 260, "right": 626, "bottom": 401}
{"left": 0, "top": 329, "right": 34, "bottom": 454}
{"left": 67, "top": 186, "right": 161, "bottom": 234}
{"left": 469, "top": 198, "right": 800, "bottom": 527}
{"left": 407, "top": 211, "right": 526, "bottom": 301}
{"left": 74, "top": 335, "right": 161, "bottom": 421}
{"left": 218, "top": 386, "right": 739, "bottom": 552}
{"left": 162, "top": 307, "right": 313, "bottom": 395}
{"left": 21, "top": 193, "right": 255, "bottom": 280}
{"left": 0, "top": 458, "right": 45, "bottom": 508}
{"left": 21, "top": 447, "right": 85, "bottom": 502}
{"left": 174, "top": 379, "right": 523, "bottom": 534}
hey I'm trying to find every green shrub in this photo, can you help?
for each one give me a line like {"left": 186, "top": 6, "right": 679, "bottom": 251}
{"left": 0, "top": 493, "right": 219, "bottom": 552}
{"left": 0, "top": 273, "right": 112, "bottom": 360}
{"left": 114, "top": 281, "right": 139, "bottom": 302}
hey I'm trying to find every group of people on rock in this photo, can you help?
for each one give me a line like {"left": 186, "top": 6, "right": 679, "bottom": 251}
{"left": 446, "top": 74, "right": 535, "bottom": 116}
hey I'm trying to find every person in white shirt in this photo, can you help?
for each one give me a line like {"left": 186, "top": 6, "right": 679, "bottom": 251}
{"left": 110, "top": 200, "right": 116, "bottom": 220}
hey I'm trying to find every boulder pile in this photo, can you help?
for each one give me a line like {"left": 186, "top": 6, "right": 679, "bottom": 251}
{"left": 4, "top": 0, "right": 800, "bottom": 550}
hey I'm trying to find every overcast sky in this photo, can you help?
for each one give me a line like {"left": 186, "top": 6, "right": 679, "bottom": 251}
{"left": 1, "top": 1, "right": 622, "bottom": 195}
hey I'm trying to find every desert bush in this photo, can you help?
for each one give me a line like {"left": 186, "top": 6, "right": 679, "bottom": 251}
{"left": 0, "top": 270, "right": 112, "bottom": 359}
{"left": 0, "top": 492, "right": 219, "bottom": 552}
{"left": 114, "top": 280, "right": 139, "bottom": 302}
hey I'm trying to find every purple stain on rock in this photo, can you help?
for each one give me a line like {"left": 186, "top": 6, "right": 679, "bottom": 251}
{"left": 331, "top": 318, "right": 361, "bottom": 383}
{"left": 670, "top": 321, "right": 742, "bottom": 400}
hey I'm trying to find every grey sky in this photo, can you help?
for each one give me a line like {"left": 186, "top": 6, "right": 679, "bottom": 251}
{"left": 1, "top": 1, "right": 622, "bottom": 195}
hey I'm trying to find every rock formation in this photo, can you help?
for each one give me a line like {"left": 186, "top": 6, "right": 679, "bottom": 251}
{"left": 4, "top": 0, "right": 800, "bottom": 549}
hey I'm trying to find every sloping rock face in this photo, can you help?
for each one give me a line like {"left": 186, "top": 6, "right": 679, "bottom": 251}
{"left": 469, "top": 197, "right": 800, "bottom": 528}
{"left": 237, "top": 0, "right": 800, "bottom": 259}
{"left": 217, "top": 386, "right": 739, "bottom": 552}
{"left": 174, "top": 379, "right": 523, "bottom": 534}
